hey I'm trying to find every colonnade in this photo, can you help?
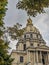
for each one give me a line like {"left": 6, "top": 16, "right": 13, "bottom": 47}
{"left": 34, "top": 51, "right": 49, "bottom": 65}
{"left": 28, "top": 50, "right": 49, "bottom": 65}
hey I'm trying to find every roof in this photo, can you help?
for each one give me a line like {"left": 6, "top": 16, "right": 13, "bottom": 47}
{"left": 26, "top": 45, "right": 49, "bottom": 52}
{"left": 11, "top": 50, "right": 27, "bottom": 54}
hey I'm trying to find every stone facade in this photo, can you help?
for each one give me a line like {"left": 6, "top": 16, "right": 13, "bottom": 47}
{"left": 11, "top": 18, "right": 49, "bottom": 65}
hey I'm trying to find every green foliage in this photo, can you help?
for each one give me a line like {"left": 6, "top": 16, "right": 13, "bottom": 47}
{"left": 16, "top": 0, "right": 49, "bottom": 17}
{"left": 0, "top": 0, "right": 8, "bottom": 26}
{"left": 8, "top": 23, "right": 24, "bottom": 40}
{"left": 0, "top": 0, "right": 13, "bottom": 65}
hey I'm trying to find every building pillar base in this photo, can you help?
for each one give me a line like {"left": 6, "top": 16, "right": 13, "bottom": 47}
{"left": 34, "top": 63, "right": 43, "bottom": 65}
{"left": 47, "top": 63, "right": 49, "bottom": 65}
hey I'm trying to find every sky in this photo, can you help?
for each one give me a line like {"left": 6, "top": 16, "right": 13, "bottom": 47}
{"left": 4, "top": 0, "right": 49, "bottom": 50}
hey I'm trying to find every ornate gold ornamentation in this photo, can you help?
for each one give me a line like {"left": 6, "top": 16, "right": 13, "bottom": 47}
{"left": 27, "top": 17, "right": 32, "bottom": 25}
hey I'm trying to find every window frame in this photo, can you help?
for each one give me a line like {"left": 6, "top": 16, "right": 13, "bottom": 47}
{"left": 20, "top": 56, "right": 23, "bottom": 63}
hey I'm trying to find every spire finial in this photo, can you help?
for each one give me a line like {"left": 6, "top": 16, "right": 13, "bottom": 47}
{"left": 27, "top": 17, "right": 33, "bottom": 26}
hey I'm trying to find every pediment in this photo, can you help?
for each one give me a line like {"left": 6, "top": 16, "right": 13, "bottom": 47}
{"left": 37, "top": 45, "right": 49, "bottom": 49}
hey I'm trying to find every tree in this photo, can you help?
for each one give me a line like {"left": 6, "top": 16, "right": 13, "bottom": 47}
{"left": 16, "top": 0, "right": 49, "bottom": 17}
{"left": 8, "top": 0, "right": 49, "bottom": 40}
{"left": 0, "top": 0, "right": 13, "bottom": 65}
{"left": 8, "top": 23, "right": 24, "bottom": 40}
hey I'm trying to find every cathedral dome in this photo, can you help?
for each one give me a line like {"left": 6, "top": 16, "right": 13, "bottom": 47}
{"left": 18, "top": 18, "right": 46, "bottom": 45}
{"left": 12, "top": 18, "right": 49, "bottom": 65}
{"left": 24, "top": 18, "right": 40, "bottom": 34}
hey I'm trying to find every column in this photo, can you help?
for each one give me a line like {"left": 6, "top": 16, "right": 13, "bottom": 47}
{"left": 34, "top": 51, "right": 36, "bottom": 63}
{"left": 27, "top": 51, "right": 31, "bottom": 65}
{"left": 36, "top": 51, "right": 38, "bottom": 63}
{"left": 29, "top": 51, "right": 30, "bottom": 62}
{"left": 47, "top": 52, "right": 49, "bottom": 63}
{"left": 40, "top": 51, "right": 42, "bottom": 63}
{"left": 46, "top": 52, "right": 48, "bottom": 65}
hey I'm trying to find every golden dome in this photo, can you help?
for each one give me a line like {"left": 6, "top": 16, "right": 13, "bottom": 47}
{"left": 19, "top": 18, "right": 46, "bottom": 44}
{"left": 25, "top": 18, "right": 40, "bottom": 34}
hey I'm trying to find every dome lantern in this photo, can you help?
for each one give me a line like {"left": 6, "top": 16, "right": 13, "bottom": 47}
{"left": 26, "top": 17, "right": 33, "bottom": 26}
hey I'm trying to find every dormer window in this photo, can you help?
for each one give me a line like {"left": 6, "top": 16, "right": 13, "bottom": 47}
{"left": 24, "top": 44, "right": 26, "bottom": 51}
{"left": 26, "top": 34, "right": 30, "bottom": 38}
{"left": 31, "top": 44, "right": 33, "bottom": 46}
{"left": 38, "top": 35, "right": 41, "bottom": 39}
{"left": 30, "top": 34, "right": 32, "bottom": 38}
{"left": 38, "top": 44, "right": 39, "bottom": 46}
{"left": 24, "top": 35, "right": 26, "bottom": 39}
{"left": 33, "top": 34, "right": 36, "bottom": 38}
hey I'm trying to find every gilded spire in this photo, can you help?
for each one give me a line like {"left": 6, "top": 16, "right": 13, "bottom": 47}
{"left": 27, "top": 17, "right": 33, "bottom": 26}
